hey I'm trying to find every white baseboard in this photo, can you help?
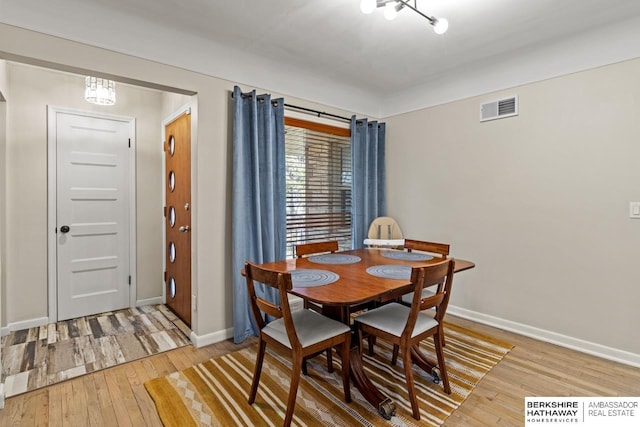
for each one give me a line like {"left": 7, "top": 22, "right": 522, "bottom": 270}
{"left": 448, "top": 305, "right": 640, "bottom": 368}
{"left": 190, "top": 327, "right": 234, "bottom": 348}
{"left": 1, "top": 316, "right": 50, "bottom": 336}
{"left": 136, "top": 296, "right": 164, "bottom": 307}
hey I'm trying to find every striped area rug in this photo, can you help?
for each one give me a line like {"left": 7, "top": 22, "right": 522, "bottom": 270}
{"left": 145, "top": 322, "right": 512, "bottom": 426}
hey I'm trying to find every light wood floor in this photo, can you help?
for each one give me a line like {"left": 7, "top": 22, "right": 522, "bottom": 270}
{"left": 1, "top": 315, "right": 638, "bottom": 426}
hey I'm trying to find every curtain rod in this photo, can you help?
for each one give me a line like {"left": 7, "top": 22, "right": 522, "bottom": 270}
{"left": 283, "top": 103, "right": 352, "bottom": 123}
{"left": 231, "top": 90, "right": 352, "bottom": 123}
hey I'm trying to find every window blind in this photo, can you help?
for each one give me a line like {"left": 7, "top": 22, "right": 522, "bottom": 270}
{"left": 285, "top": 118, "right": 352, "bottom": 258}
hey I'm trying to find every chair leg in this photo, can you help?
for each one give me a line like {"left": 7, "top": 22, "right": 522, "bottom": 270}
{"left": 367, "top": 335, "right": 376, "bottom": 356}
{"left": 357, "top": 326, "right": 364, "bottom": 356}
{"left": 326, "top": 348, "right": 334, "bottom": 373}
{"left": 284, "top": 353, "right": 304, "bottom": 427}
{"left": 391, "top": 344, "right": 400, "bottom": 366}
{"left": 340, "top": 338, "right": 352, "bottom": 403}
{"left": 402, "top": 347, "right": 420, "bottom": 420}
{"left": 248, "top": 338, "right": 267, "bottom": 404}
{"left": 434, "top": 331, "right": 451, "bottom": 394}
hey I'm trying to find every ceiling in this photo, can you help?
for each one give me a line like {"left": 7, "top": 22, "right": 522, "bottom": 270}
{"left": 2, "top": 0, "right": 640, "bottom": 117}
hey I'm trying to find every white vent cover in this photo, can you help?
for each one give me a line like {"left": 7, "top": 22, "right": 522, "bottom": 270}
{"left": 480, "top": 95, "right": 518, "bottom": 122}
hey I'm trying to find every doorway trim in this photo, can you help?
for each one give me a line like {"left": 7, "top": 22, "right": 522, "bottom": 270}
{"left": 46, "top": 105, "right": 137, "bottom": 323}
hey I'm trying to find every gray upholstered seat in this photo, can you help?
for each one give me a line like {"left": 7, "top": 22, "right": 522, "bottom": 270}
{"left": 355, "top": 302, "right": 438, "bottom": 339}
{"left": 264, "top": 309, "right": 351, "bottom": 349}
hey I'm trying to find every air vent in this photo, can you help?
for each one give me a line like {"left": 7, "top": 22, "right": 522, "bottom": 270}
{"left": 480, "top": 95, "right": 518, "bottom": 122}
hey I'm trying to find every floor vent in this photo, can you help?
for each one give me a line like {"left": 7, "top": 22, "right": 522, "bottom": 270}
{"left": 480, "top": 95, "right": 518, "bottom": 122}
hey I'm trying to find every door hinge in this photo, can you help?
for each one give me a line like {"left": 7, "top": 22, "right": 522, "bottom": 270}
{"left": 128, "top": 138, "right": 131, "bottom": 148}
{"left": 163, "top": 206, "right": 166, "bottom": 217}
{"left": 128, "top": 275, "right": 131, "bottom": 286}
{"left": 164, "top": 271, "right": 167, "bottom": 282}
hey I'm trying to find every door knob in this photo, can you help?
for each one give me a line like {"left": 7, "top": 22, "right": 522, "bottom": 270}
{"left": 60, "top": 225, "right": 70, "bottom": 233}
{"left": 178, "top": 225, "right": 190, "bottom": 233}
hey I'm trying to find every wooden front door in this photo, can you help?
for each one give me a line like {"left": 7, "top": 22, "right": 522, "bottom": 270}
{"left": 164, "top": 112, "right": 191, "bottom": 326}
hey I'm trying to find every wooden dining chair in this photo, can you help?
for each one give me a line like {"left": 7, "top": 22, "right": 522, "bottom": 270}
{"left": 399, "top": 239, "right": 450, "bottom": 306}
{"left": 245, "top": 261, "right": 351, "bottom": 427}
{"left": 367, "top": 238, "right": 451, "bottom": 357}
{"left": 294, "top": 240, "right": 339, "bottom": 258}
{"left": 294, "top": 240, "right": 339, "bottom": 371}
{"left": 354, "top": 259, "right": 455, "bottom": 420}
{"left": 294, "top": 240, "right": 338, "bottom": 314}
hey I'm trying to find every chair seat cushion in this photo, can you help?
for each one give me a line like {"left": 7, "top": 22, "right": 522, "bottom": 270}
{"left": 263, "top": 309, "right": 351, "bottom": 349}
{"left": 400, "top": 288, "right": 435, "bottom": 305}
{"left": 354, "top": 303, "right": 438, "bottom": 338}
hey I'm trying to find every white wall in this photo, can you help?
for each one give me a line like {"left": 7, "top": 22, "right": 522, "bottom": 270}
{"left": 385, "top": 58, "right": 640, "bottom": 358}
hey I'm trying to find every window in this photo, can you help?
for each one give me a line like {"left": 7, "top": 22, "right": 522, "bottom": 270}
{"left": 285, "top": 117, "right": 351, "bottom": 258}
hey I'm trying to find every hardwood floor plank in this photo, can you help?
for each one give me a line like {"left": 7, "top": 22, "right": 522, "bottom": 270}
{"left": 4, "top": 393, "right": 24, "bottom": 427}
{"left": 30, "top": 388, "right": 50, "bottom": 427}
{"left": 103, "top": 369, "right": 132, "bottom": 427}
{"left": 81, "top": 375, "right": 104, "bottom": 427}
{"left": 130, "top": 362, "right": 163, "bottom": 426}
{"left": 69, "top": 379, "right": 90, "bottom": 426}
{"left": 92, "top": 372, "right": 118, "bottom": 427}
{"left": 46, "top": 383, "right": 63, "bottom": 427}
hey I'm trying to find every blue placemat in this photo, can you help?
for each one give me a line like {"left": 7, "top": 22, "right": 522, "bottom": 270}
{"left": 291, "top": 269, "right": 340, "bottom": 287}
{"left": 382, "top": 251, "right": 433, "bottom": 261}
{"left": 366, "top": 265, "right": 412, "bottom": 280}
{"left": 308, "top": 254, "right": 362, "bottom": 264}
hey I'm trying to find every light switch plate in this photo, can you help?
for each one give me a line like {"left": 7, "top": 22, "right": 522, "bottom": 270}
{"left": 630, "top": 202, "right": 640, "bottom": 219}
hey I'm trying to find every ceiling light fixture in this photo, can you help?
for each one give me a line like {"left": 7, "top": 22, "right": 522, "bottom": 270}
{"left": 360, "top": 0, "right": 448, "bottom": 34}
{"left": 84, "top": 76, "right": 116, "bottom": 105}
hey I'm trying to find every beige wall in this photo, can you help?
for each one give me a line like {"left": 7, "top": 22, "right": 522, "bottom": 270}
{"left": 0, "top": 24, "right": 356, "bottom": 339}
{"left": 385, "top": 58, "right": 640, "bottom": 355}
{"left": 2, "top": 62, "right": 187, "bottom": 323}
{"left": 3, "top": 23, "right": 636, "bottom": 361}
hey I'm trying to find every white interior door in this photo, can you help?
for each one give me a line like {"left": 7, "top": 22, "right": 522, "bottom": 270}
{"left": 53, "top": 109, "right": 133, "bottom": 321}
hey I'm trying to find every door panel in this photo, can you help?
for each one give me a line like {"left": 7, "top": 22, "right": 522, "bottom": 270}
{"left": 56, "top": 112, "right": 131, "bottom": 321}
{"left": 164, "top": 112, "right": 191, "bottom": 326}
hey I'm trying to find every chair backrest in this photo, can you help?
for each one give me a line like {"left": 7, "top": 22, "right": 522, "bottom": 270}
{"left": 367, "top": 216, "right": 403, "bottom": 240}
{"left": 404, "top": 259, "right": 455, "bottom": 338}
{"left": 404, "top": 238, "right": 450, "bottom": 259}
{"left": 295, "top": 240, "right": 339, "bottom": 258}
{"left": 244, "top": 261, "right": 301, "bottom": 349}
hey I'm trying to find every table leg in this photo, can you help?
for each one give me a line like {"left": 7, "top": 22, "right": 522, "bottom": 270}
{"left": 349, "top": 345, "right": 396, "bottom": 419}
{"left": 409, "top": 345, "right": 440, "bottom": 383}
{"left": 323, "top": 305, "right": 397, "bottom": 419}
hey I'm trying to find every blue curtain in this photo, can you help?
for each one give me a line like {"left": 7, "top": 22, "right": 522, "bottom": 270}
{"left": 232, "top": 86, "right": 286, "bottom": 343}
{"left": 351, "top": 117, "right": 386, "bottom": 249}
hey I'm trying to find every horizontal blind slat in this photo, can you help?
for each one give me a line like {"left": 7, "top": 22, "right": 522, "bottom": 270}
{"left": 285, "top": 123, "right": 352, "bottom": 258}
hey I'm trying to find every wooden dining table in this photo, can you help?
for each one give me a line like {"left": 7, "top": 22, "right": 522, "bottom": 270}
{"left": 256, "top": 247, "right": 475, "bottom": 419}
